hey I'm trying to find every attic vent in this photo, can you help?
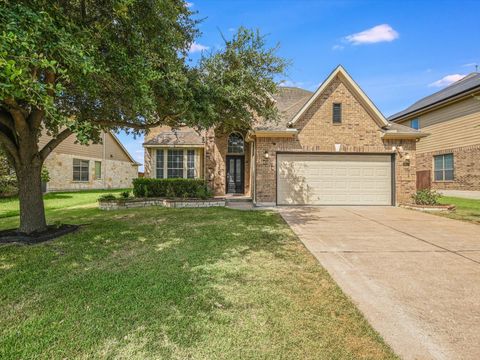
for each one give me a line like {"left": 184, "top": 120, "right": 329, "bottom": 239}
{"left": 333, "top": 103, "right": 342, "bottom": 124}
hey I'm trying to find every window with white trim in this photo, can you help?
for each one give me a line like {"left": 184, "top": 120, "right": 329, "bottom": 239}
{"left": 167, "top": 149, "right": 184, "bottom": 178}
{"left": 156, "top": 149, "right": 164, "bottom": 179}
{"left": 434, "top": 153, "right": 454, "bottom": 181}
{"left": 409, "top": 118, "right": 420, "bottom": 130}
{"left": 187, "top": 150, "right": 195, "bottom": 179}
{"left": 73, "top": 159, "right": 89, "bottom": 181}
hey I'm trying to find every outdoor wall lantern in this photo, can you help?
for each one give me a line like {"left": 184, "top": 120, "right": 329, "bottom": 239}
{"left": 264, "top": 151, "right": 269, "bottom": 159}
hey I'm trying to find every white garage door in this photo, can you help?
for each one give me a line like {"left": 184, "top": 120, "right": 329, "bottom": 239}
{"left": 277, "top": 154, "right": 393, "bottom": 205}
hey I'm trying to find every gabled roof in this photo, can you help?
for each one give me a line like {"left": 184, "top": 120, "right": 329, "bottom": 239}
{"left": 109, "top": 132, "right": 141, "bottom": 166}
{"left": 143, "top": 130, "right": 204, "bottom": 146}
{"left": 389, "top": 72, "right": 480, "bottom": 122}
{"left": 288, "top": 65, "right": 390, "bottom": 127}
{"left": 253, "top": 87, "right": 313, "bottom": 131}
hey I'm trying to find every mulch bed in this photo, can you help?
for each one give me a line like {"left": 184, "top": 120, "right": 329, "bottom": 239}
{"left": 0, "top": 224, "right": 79, "bottom": 245}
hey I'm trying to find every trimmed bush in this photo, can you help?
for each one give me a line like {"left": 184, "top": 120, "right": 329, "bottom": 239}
{"left": 132, "top": 178, "right": 212, "bottom": 199}
{"left": 120, "top": 190, "right": 130, "bottom": 199}
{"left": 98, "top": 193, "right": 117, "bottom": 201}
{"left": 411, "top": 189, "right": 442, "bottom": 205}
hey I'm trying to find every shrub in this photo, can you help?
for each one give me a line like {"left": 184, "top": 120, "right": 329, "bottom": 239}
{"left": 0, "top": 174, "right": 18, "bottom": 197}
{"left": 120, "top": 190, "right": 130, "bottom": 199}
{"left": 132, "top": 178, "right": 211, "bottom": 199}
{"left": 98, "top": 193, "right": 117, "bottom": 201}
{"left": 411, "top": 189, "right": 441, "bottom": 205}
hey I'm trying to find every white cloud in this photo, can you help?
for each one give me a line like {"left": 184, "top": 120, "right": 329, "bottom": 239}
{"left": 429, "top": 74, "right": 466, "bottom": 87}
{"left": 186, "top": 2, "right": 194, "bottom": 7}
{"left": 228, "top": 27, "right": 236, "bottom": 32}
{"left": 345, "top": 24, "right": 399, "bottom": 45}
{"left": 332, "top": 44, "right": 344, "bottom": 51}
{"left": 189, "top": 42, "right": 209, "bottom": 53}
{"left": 279, "top": 80, "right": 304, "bottom": 88}
{"left": 462, "top": 62, "right": 477, "bottom": 67}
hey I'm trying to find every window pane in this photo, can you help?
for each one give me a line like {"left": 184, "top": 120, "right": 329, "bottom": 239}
{"left": 156, "top": 149, "right": 164, "bottom": 178}
{"left": 444, "top": 170, "right": 454, "bottom": 181}
{"left": 434, "top": 156, "right": 444, "bottom": 171}
{"left": 95, "top": 161, "right": 102, "bottom": 180}
{"left": 444, "top": 154, "right": 453, "bottom": 170}
{"left": 187, "top": 150, "right": 195, "bottom": 179}
{"left": 333, "top": 103, "right": 342, "bottom": 123}
{"left": 73, "top": 159, "right": 88, "bottom": 181}
{"left": 227, "top": 133, "right": 244, "bottom": 154}
{"left": 410, "top": 118, "right": 419, "bottom": 130}
{"left": 167, "top": 149, "right": 183, "bottom": 178}
{"left": 434, "top": 170, "right": 444, "bottom": 181}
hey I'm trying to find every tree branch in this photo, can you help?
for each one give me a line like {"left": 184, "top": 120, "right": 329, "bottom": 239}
{"left": 28, "top": 107, "right": 45, "bottom": 132}
{"left": 39, "top": 128, "right": 73, "bottom": 161}
{"left": 0, "top": 128, "right": 20, "bottom": 165}
{"left": 3, "top": 98, "right": 29, "bottom": 137}
{"left": 92, "top": 112, "right": 184, "bottom": 130}
{"left": 0, "top": 110, "right": 15, "bottom": 133}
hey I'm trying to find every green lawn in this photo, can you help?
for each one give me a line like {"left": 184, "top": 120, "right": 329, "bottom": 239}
{"left": 438, "top": 196, "right": 480, "bottom": 224}
{"left": 0, "top": 189, "right": 127, "bottom": 219}
{"left": 0, "top": 191, "right": 396, "bottom": 359}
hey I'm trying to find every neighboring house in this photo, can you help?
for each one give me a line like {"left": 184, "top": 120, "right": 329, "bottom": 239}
{"left": 143, "top": 65, "right": 425, "bottom": 206}
{"left": 40, "top": 131, "right": 140, "bottom": 192}
{"left": 389, "top": 72, "right": 480, "bottom": 190}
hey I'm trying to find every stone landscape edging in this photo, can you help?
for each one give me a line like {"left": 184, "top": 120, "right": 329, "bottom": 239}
{"left": 99, "top": 197, "right": 226, "bottom": 210}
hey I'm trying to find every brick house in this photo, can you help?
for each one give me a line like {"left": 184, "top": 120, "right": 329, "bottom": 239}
{"left": 143, "top": 66, "right": 425, "bottom": 205}
{"left": 389, "top": 72, "right": 480, "bottom": 191}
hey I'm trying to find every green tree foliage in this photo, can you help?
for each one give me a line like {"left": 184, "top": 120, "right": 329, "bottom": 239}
{"left": 0, "top": 0, "right": 287, "bottom": 232}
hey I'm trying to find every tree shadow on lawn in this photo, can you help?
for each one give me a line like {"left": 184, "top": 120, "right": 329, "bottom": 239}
{"left": 0, "top": 207, "right": 297, "bottom": 359}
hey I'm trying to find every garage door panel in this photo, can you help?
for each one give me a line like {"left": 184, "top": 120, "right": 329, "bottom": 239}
{"left": 277, "top": 154, "right": 392, "bottom": 205}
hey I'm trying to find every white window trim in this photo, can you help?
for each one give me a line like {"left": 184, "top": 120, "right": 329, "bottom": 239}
{"left": 73, "top": 158, "right": 89, "bottom": 182}
{"left": 433, "top": 153, "right": 454, "bottom": 182}
{"left": 155, "top": 148, "right": 202, "bottom": 179}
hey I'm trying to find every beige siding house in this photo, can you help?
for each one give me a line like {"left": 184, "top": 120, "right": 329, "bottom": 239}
{"left": 144, "top": 66, "right": 425, "bottom": 205}
{"left": 40, "top": 131, "right": 139, "bottom": 192}
{"left": 389, "top": 72, "right": 480, "bottom": 190}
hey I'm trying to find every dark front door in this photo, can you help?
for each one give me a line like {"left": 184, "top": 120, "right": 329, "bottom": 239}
{"left": 226, "top": 155, "right": 244, "bottom": 194}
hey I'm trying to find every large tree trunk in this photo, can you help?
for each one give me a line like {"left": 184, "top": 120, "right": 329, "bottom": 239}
{"left": 16, "top": 161, "right": 47, "bottom": 234}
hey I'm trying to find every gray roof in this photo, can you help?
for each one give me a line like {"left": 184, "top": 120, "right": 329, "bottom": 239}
{"left": 389, "top": 72, "right": 480, "bottom": 121}
{"left": 143, "top": 130, "right": 204, "bottom": 146}
{"left": 383, "top": 122, "right": 424, "bottom": 134}
{"left": 254, "top": 87, "right": 313, "bottom": 131}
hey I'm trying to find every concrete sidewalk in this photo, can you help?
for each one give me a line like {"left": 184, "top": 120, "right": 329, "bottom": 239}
{"left": 439, "top": 190, "right": 480, "bottom": 200}
{"left": 280, "top": 206, "right": 480, "bottom": 360}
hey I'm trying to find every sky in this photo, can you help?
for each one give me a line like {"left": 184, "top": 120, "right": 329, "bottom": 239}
{"left": 118, "top": 0, "right": 480, "bottom": 170}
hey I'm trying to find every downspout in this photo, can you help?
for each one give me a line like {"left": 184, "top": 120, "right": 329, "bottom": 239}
{"left": 252, "top": 140, "right": 256, "bottom": 204}
{"left": 103, "top": 132, "right": 106, "bottom": 188}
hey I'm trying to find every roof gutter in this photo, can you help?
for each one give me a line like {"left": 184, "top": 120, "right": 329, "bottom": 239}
{"left": 248, "top": 129, "right": 298, "bottom": 138}
{"left": 381, "top": 132, "right": 429, "bottom": 140}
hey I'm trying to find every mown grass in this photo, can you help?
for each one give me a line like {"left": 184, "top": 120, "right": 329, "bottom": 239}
{"left": 0, "top": 192, "right": 397, "bottom": 359}
{"left": 438, "top": 196, "right": 480, "bottom": 224}
{"left": 0, "top": 189, "right": 127, "bottom": 219}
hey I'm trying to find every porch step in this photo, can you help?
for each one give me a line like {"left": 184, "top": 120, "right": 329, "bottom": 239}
{"left": 225, "top": 197, "right": 253, "bottom": 203}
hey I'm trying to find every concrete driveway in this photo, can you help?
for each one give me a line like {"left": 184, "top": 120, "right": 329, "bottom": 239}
{"left": 279, "top": 206, "right": 480, "bottom": 360}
